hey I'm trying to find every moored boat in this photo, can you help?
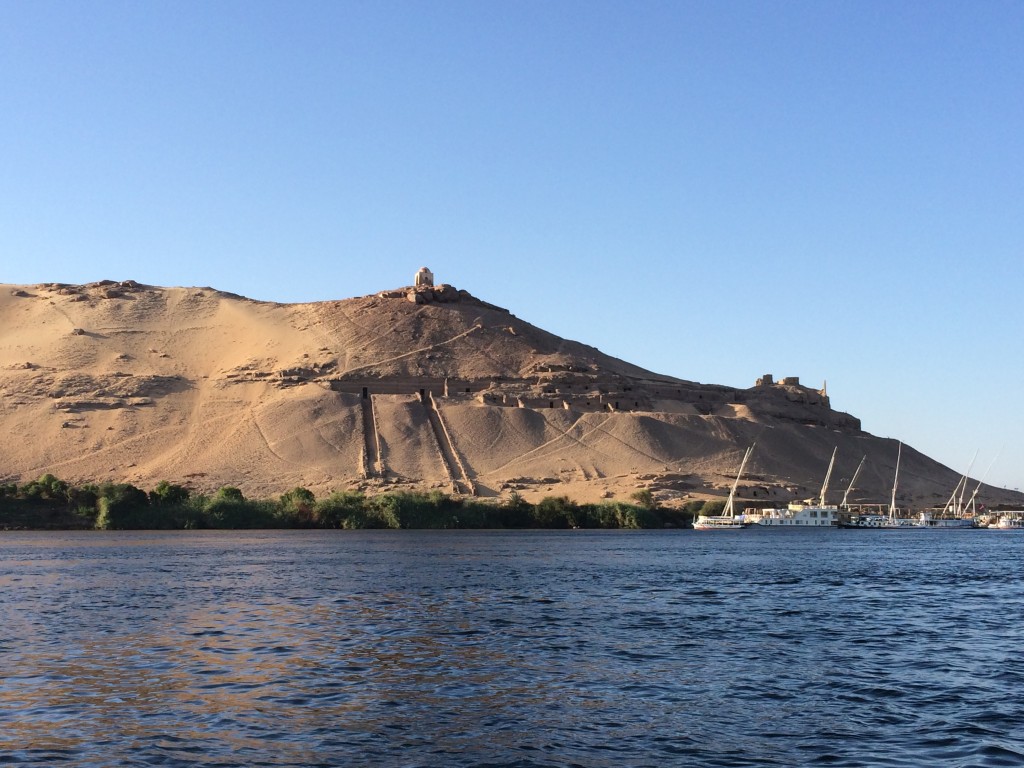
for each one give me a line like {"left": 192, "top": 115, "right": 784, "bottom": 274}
{"left": 839, "top": 513, "right": 919, "bottom": 529}
{"left": 916, "top": 511, "right": 976, "bottom": 528}
{"left": 752, "top": 504, "right": 839, "bottom": 526}
{"left": 693, "top": 445, "right": 754, "bottom": 530}
{"left": 990, "top": 513, "right": 1024, "bottom": 529}
{"left": 916, "top": 453, "right": 980, "bottom": 528}
{"left": 692, "top": 515, "right": 752, "bottom": 530}
{"left": 750, "top": 447, "right": 841, "bottom": 527}
{"left": 909, "top": 449, "right": 997, "bottom": 528}
{"left": 838, "top": 442, "right": 917, "bottom": 529}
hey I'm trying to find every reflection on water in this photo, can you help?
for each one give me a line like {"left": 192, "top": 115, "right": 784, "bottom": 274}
{"left": 2, "top": 529, "right": 1024, "bottom": 766}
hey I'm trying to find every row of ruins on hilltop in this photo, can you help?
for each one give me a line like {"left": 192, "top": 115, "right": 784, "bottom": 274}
{"left": 307, "top": 267, "right": 861, "bottom": 431}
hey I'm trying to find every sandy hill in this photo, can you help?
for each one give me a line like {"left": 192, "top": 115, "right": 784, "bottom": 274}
{"left": 1, "top": 279, "right": 1018, "bottom": 510}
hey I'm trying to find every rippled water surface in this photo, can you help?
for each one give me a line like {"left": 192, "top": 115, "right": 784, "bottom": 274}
{"left": 2, "top": 529, "right": 1024, "bottom": 767}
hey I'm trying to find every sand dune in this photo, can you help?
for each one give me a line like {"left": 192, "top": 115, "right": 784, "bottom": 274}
{"left": 1, "top": 279, "right": 1019, "bottom": 510}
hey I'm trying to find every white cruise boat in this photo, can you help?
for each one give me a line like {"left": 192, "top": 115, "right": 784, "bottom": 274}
{"left": 753, "top": 503, "right": 840, "bottom": 526}
{"left": 916, "top": 511, "right": 976, "bottom": 528}
{"left": 751, "top": 447, "right": 841, "bottom": 527}
{"left": 693, "top": 445, "right": 754, "bottom": 530}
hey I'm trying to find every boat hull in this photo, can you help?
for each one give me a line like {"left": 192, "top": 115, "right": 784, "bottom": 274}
{"left": 693, "top": 516, "right": 751, "bottom": 530}
{"left": 839, "top": 515, "right": 921, "bottom": 529}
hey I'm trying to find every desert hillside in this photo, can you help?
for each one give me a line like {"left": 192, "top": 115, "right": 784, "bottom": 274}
{"left": 1, "top": 279, "right": 1018, "bottom": 510}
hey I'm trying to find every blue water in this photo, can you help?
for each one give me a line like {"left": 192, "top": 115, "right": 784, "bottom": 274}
{"left": 2, "top": 528, "right": 1023, "bottom": 767}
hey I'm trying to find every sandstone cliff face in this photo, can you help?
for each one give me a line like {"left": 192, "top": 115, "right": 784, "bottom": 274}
{"left": 0, "top": 281, "right": 1017, "bottom": 509}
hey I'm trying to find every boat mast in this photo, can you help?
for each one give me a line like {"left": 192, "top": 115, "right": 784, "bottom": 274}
{"left": 722, "top": 444, "right": 754, "bottom": 518}
{"left": 818, "top": 447, "right": 838, "bottom": 507}
{"left": 963, "top": 448, "right": 1002, "bottom": 515}
{"left": 840, "top": 455, "right": 866, "bottom": 509}
{"left": 888, "top": 442, "right": 902, "bottom": 522}
{"left": 942, "top": 475, "right": 967, "bottom": 517}
{"left": 955, "top": 449, "right": 979, "bottom": 516}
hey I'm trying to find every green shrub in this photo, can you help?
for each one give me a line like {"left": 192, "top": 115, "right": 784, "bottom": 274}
{"left": 371, "top": 492, "right": 415, "bottom": 528}
{"left": 150, "top": 481, "right": 190, "bottom": 506}
{"left": 629, "top": 488, "right": 656, "bottom": 509}
{"left": 495, "top": 491, "right": 533, "bottom": 527}
{"left": 314, "top": 491, "right": 366, "bottom": 528}
{"left": 22, "top": 474, "right": 70, "bottom": 503}
{"left": 200, "top": 487, "right": 276, "bottom": 528}
{"left": 700, "top": 499, "right": 726, "bottom": 516}
{"left": 278, "top": 487, "right": 316, "bottom": 527}
{"left": 95, "top": 483, "right": 152, "bottom": 529}
{"left": 213, "top": 486, "right": 244, "bottom": 503}
{"left": 451, "top": 499, "right": 500, "bottom": 528}
{"left": 533, "top": 496, "right": 576, "bottom": 528}
{"left": 653, "top": 505, "right": 691, "bottom": 528}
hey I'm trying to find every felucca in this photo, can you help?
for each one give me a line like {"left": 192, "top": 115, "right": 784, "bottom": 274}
{"left": 840, "top": 442, "right": 918, "bottom": 528}
{"left": 918, "top": 450, "right": 978, "bottom": 528}
{"left": 693, "top": 445, "right": 754, "bottom": 530}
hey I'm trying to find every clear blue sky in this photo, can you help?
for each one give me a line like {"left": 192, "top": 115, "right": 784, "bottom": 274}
{"left": 2, "top": 1, "right": 1021, "bottom": 490}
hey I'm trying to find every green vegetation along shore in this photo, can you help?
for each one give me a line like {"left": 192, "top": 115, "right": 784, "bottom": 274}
{"left": 0, "top": 474, "right": 718, "bottom": 531}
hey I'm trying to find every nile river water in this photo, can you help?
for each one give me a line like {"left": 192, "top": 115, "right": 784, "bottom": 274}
{"left": 2, "top": 528, "right": 1023, "bottom": 767}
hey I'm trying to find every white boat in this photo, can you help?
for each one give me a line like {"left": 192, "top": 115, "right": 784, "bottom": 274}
{"left": 750, "top": 447, "right": 840, "bottom": 527}
{"left": 840, "top": 513, "right": 919, "bottom": 529}
{"left": 915, "top": 511, "right": 976, "bottom": 528}
{"left": 750, "top": 503, "right": 839, "bottom": 526}
{"left": 692, "top": 515, "right": 752, "bottom": 530}
{"left": 917, "top": 454, "right": 979, "bottom": 528}
{"left": 912, "top": 450, "right": 989, "bottom": 528}
{"left": 693, "top": 445, "right": 754, "bottom": 530}
{"left": 991, "top": 513, "right": 1024, "bottom": 530}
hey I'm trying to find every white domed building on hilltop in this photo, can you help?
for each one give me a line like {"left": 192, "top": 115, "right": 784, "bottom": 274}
{"left": 414, "top": 267, "right": 434, "bottom": 287}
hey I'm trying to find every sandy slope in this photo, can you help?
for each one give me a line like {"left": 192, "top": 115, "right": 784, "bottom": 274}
{"left": 1, "top": 280, "right": 1019, "bottom": 510}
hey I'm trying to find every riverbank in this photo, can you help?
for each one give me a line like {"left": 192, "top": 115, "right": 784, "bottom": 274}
{"left": 0, "top": 474, "right": 705, "bottom": 530}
